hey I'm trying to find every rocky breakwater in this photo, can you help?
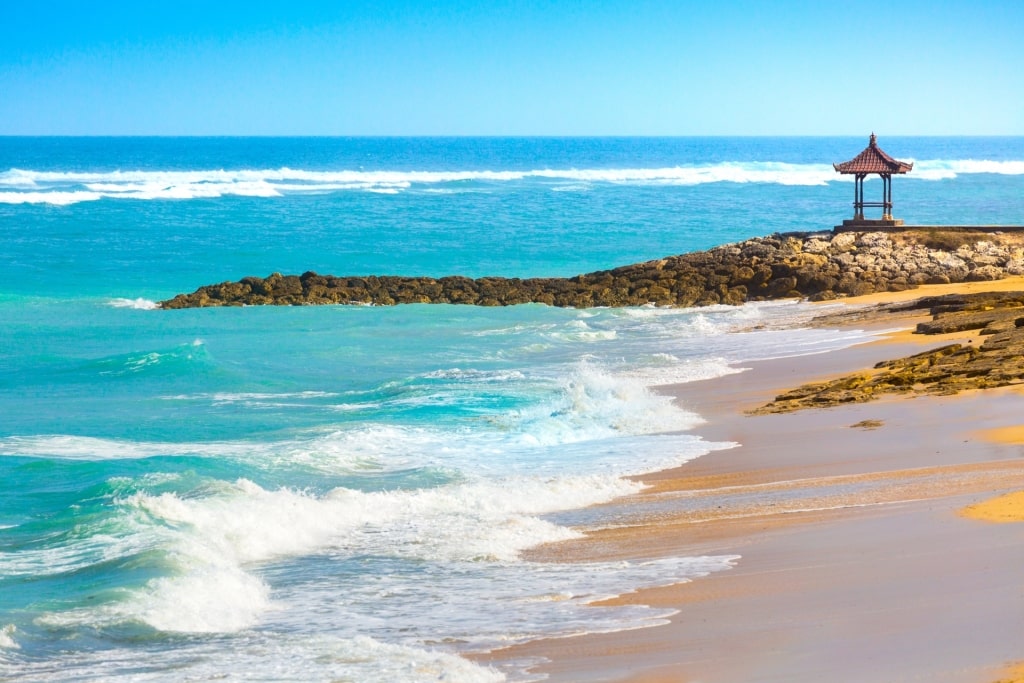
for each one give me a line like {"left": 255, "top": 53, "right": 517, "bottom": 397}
{"left": 754, "top": 291, "right": 1024, "bottom": 414}
{"left": 159, "top": 229, "right": 1024, "bottom": 309}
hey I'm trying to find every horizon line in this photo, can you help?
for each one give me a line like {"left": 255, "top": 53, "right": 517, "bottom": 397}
{"left": 2, "top": 133, "right": 1023, "bottom": 139}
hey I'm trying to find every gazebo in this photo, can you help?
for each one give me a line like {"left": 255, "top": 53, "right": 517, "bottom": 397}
{"left": 834, "top": 134, "right": 913, "bottom": 227}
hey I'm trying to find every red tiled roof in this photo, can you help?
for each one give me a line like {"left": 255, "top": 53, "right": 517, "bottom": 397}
{"left": 833, "top": 134, "right": 913, "bottom": 174}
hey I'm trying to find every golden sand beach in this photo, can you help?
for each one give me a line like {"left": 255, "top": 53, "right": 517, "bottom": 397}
{"left": 478, "top": 280, "right": 1024, "bottom": 682}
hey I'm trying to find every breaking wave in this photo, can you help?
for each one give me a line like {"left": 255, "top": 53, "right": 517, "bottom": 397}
{"left": 107, "top": 297, "right": 159, "bottom": 310}
{"left": 3, "top": 159, "right": 1021, "bottom": 205}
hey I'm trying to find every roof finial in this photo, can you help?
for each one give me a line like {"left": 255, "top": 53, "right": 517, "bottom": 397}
{"left": 870, "top": 132, "right": 877, "bottom": 146}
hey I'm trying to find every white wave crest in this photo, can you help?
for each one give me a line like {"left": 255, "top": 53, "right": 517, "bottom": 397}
{"left": 0, "top": 624, "right": 18, "bottom": 650}
{"left": 107, "top": 297, "right": 159, "bottom": 310}
{"left": 34, "top": 555, "right": 272, "bottom": 635}
{"left": 162, "top": 390, "right": 339, "bottom": 402}
{"left": 11, "top": 157, "right": 1021, "bottom": 205}
{"left": 3, "top": 164, "right": 828, "bottom": 206}
{"left": 625, "top": 356, "right": 746, "bottom": 386}
{"left": 68, "top": 471, "right": 632, "bottom": 633}
{"left": 0, "top": 190, "right": 102, "bottom": 205}
{"left": 133, "top": 562, "right": 271, "bottom": 633}
{"left": 0, "top": 434, "right": 257, "bottom": 461}
{"left": 911, "top": 159, "right": 1024, "bottom": 178}
{"left": 10, "top": 450, "right": 731, "bottom": 639}
{"left": 546, "top": 319, "right": 618, "bottom": 342}
{"left": 127, "top": 474, "right": 634, "bottom": 566}
{"left": 509, "top": 362, "right": 701, "bottom": 448}
{"left": 421, "top": 368, "right": 527, "bottom": 382}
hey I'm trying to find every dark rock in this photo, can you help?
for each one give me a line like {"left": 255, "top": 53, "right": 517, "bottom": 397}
{"left": 753, "top": 291, "right": 1024, "bottom": 414}
{"left": 158, "top": 230, "right": 1024, "bottom": 310}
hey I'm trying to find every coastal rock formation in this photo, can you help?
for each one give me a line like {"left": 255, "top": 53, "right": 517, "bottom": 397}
{"left": 754, "top": 292, "right": 1024, "bottom": 414}
{"left": 159, "top": 229, "right": 1024, "bottom": 309}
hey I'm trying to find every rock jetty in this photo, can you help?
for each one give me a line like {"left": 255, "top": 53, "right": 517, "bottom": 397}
{"left": 159, "top": 229, "right": 1024, "bottom": 309}
{"left": 754, "top": 291, "right": 1024, "bottom": 414}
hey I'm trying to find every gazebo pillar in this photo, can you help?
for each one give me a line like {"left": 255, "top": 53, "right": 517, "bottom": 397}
{"left": 854, "top": 173, "right": 866, "bottom": 220}
{"left": 881, "top": 174, "right": 887, "bottom": 220}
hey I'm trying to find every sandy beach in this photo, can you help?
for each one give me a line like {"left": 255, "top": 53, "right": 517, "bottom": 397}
{"left": 479, "top": 283, "right": 1024, "bottom": 683}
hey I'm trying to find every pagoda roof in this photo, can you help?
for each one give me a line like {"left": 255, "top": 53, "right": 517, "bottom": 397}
{"left": 833, "top": 134, "right": 913, "bottom": 175}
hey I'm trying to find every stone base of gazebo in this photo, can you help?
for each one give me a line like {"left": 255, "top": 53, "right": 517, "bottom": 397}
{"left": 834, "top": 218, "right": 904, "bottom": 231}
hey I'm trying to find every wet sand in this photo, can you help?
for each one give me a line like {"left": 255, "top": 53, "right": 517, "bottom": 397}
{"left": 478, "top": 287, "right": 1024, "bottom": 682}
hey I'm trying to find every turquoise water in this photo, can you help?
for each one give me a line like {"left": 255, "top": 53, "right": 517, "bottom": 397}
{"left": 1, "top": 137, "right": 1022, "bottom": 681}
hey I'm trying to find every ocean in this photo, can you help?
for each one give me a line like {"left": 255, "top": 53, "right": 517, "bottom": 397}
{"left": 1, "top": 136, "right": 1022, "bottom": 681}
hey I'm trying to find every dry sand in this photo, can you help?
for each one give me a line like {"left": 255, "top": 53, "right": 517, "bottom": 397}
{"left": 477, "top": 284, "right": 1024, "bottom": 683}
{"left": 983, "top": 425, "right": 1024, "bottom": 446}
{"left": 820, "top": 275, "right": 1024, "bottom": 306}
{"left": 961, "top": 491, "right": 1024, "bottom": 523}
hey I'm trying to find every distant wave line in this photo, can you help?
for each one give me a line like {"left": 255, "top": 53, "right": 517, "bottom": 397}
{"left": 1, "top": 159, "right": 1022, "bottom": 205}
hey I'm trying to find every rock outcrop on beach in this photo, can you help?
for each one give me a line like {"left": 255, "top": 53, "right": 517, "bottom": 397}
{"left": 754, "top": 291, "right": 1024, "bottom": 414}
{"left": 159, "top": 229, "right": 1024, "bottom": 309}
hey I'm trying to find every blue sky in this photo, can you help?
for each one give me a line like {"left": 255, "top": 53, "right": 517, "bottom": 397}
{"left": 1, "top": 1, "right": 1022, "bottom": 135}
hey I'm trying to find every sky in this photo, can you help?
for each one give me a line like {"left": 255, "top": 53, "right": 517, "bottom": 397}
{"left": 1, "top": 0, "right": 1022, "bottom": 136}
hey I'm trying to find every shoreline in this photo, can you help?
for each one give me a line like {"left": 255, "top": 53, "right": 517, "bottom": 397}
{"left": 476, "top": 283, "right": 1024, "bottom": 682}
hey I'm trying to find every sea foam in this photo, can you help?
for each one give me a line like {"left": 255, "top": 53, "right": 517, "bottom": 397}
{"left": 911, "top": 158, "right": 1024, "bottom": 178}
{"left": 0, "top": 624, "right": 18, "bottom": 650}
{"left": 33, "top": 472, "right": 628, "bottom": 634}
{"left": 107, "top": 297, "right": 159, "bottom": 310}
{"left": 4, "top": 158, "right": 1022, "bottom": 204}
{"left": 43, "top": 470, "right": 734, "bottom": 649}
{"left": 3, "top": 632, "right": 507, "bottom": 683}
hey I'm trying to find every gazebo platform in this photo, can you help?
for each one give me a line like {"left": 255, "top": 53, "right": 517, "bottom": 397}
{"left": 833, "top": 224, "right": 1024, "bottom": 234}
{"left": 837, "top": 218, "right": 905, "bottom": 229}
